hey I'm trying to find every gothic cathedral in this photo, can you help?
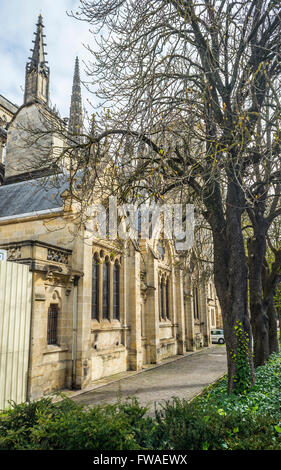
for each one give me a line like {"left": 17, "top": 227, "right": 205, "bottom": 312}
{"left": 0, "top": 16, "right": 222, "bottom": 399}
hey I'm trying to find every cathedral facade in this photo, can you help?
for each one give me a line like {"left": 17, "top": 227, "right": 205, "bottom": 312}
{"left": 0, "top": 16, "right": 222, "bottom": 400}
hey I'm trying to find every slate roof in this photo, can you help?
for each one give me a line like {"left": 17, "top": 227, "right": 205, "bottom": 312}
{"left": 0, "top": 174, "right": 69, "bottom": 219}
{"left": 0, "top": 94, "right": 19, "bottom": 114}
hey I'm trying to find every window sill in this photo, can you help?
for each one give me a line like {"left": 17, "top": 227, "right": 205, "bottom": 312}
{"left": 160, "top": 337, "right": 175, "bottom": 344}
{"left": 91, "top": 319, "right": 123, "bottom": 331}
{"left": 43, "top": 345, "right": 69, "bottom": 355}
{"left": 159, "top": 320, "right": 172, "bottom": 327}
{"left": 92, "top": 344, "right": 126, "bottom": 355}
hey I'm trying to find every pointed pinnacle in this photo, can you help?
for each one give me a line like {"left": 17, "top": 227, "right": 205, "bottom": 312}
{"left": 68, "top": 56, "right": 83, "bottom": 139}
{"left": 73, "top": 57, "right": 81, "bottom": 82}
{"left": 30, "top": 14, "right": 47, "bottom": 68}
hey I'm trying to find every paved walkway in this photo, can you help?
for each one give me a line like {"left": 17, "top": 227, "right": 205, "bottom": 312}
{"left": 72, "top": 346, "right": 227, "bottom": 412}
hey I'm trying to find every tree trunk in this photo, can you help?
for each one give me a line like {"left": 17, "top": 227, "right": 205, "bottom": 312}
{"left": 267, "top": 297, "right": 279, "bottom": 355}
{"left": 262, "top": 255, "right": 281, "bottom": 354}
{"left": 262, "top": 259, "right": 280, "bottom": 356}
{"left": 250, "top": 300, "right": 269, "bottom": 366}
{"left": 209, "top": 182, "right": 255, "bottom": 394}
{"left": 279, "top": 311, "right": 281, "bottom": 346}
{"left": 247, "top": 236, "right": 269, "bottom": 366}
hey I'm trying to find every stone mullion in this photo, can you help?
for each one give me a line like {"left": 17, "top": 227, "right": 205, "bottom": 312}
{"left": 199, "top": 284, "right": 211, "bottom": 347}
{"left": 175, "top": 268, "right": 186, "bottom": 355}
{"left": 0, "top": 141, "right": 5, "bottom": 163}
{"left": 127, "top": 246, "right": 142, "bottom": 370}
{"left": 120, "top": 257, "right": 127, "bottom": 326}
{"left": 184, "top": 274, "right": 196, "bottom": 351}
{"left": 146, "top": 254, "right": 160, "bottom": 364}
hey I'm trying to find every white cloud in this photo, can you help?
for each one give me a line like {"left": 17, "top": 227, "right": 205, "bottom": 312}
{"left": 0, "top": 0, "right": 96, "bottom": 118}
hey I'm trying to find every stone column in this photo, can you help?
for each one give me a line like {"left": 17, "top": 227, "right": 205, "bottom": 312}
{"left": 158, "top": 275, "right": 162, "bottom": 321}
{"left": 127, "top": 241, "right": 142, "bottom": 371}
{"left": 0, "top": 140, "right": 5, "bottom": 163}
{"left": 145, "top": 248, "right": 160, "bottom": 364}
{"left": 199, "top": 284, "right": 211, "bottom": 347}
{"left": 120, "top": 254, "right": 128, "bottom": 348}
{"left": 72, "top": 232, "right": 92, "bottom": 389}
{"left": 27, "top": 272, "right": 47, "bottom": 399}
{"left": 170, "top": 268, "right": 176, "bottom": 338}
{"left": 174, "top": 268, "right": 186, "bottom": 355}
{"left": 184, "top": 274, "right": 196, "bottom": 351}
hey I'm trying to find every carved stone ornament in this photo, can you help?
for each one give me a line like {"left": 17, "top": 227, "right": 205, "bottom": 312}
{"left": 45, "top": 271, "right": 55, "bottom": 282}
{"left": 47, "top": 248, "right": 68, "bottom": 264}
{"left": 7, "top": 246, "right": 21, "bottom": 261}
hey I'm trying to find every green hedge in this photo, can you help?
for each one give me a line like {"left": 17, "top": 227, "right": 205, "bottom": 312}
{"left": 0, "top": 397, "right": 153, "bottom": 450}
{"left": 1, "top": 352, "right": 281, "bottom": 450}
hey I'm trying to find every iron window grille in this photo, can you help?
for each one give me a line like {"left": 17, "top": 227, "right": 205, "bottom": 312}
{"left": 47, "top": 304, "right": 59, "bottom": 345}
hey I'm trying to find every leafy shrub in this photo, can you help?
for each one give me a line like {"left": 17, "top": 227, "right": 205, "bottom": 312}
{"left": 152, "top": 399, "right": 226, "bottom": 450}
{"left": 196, "top": 351, "right": 281, "bottom": 419}
{"left": 1, "top": 353, "right": 281, "bottom": 450}
{"left": 0, "top": 397, "right": 56, "bottom": 450}
{"left": 0, "top": 397, "right": 153, "bottom": 450}
{"left": 155, "top": 350, "right": 281, "bottom": 450}
{"left": 152, "top": 398, "right": 281, "bottom": 450}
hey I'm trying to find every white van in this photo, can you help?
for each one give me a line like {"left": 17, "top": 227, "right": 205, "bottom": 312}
{"left": 211, "top": 329, "right": 225, "bottom": 344}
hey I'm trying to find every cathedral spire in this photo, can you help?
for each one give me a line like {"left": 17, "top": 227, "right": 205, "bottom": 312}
{"left": 24, "top": 14, "right": 50, "bottom": 105}
{"left": 68, "top": 57, "right": 83, "bottom": 141}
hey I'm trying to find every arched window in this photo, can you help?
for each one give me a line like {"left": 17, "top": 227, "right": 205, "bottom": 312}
{"left": 113, "top": 261, "right": 120, "bottom": 320}
{"left": 92, "top": 254, "right": 99, "bottom": 320}
{"left": 102, "top": 259, "right": 110, "bottom": 319}
{"left": 160, "top": 277, "right": 164, "bottom": 320}
{"left": 157, "top": 240, "right": 165, "bottom": 260}
{"left": 193, "top": 287, "right": 199, "bottom": 320}
{"left": 166, "top": 279, "right": 170, "bottom": 320}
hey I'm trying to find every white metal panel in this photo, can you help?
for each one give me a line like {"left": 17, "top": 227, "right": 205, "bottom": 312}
{"left": 0, "top": 261, "right": 32, "bottom": 410}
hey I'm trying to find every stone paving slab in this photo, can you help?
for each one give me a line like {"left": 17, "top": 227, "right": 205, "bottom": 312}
{"left": 71, "top": 346, "right": 227, "bottom": 412}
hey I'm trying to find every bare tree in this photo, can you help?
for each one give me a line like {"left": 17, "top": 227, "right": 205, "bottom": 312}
{"left": 13, "top": 1, "right": 281, "bottom": 392}
{"left": 245, "top": 90, "right": 281, "bottom": 365}
{"left": 67, "top": 0, "right": 281, "bottom": 392}
{"left": 263, "top": 220, "right": 281, "bottom": 354}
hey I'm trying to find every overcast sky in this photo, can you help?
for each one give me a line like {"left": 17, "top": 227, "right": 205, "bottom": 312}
{"left": 0, "top": 0, "right": 96, "bottom": 118}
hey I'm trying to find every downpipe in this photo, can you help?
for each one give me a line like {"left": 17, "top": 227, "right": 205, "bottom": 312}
{"left": 72, "top": 275, "right": 80, "bottom": 389}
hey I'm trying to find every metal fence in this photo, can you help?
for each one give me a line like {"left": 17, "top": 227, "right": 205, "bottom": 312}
{"left": 0, "top": 261, "right": 32, "bottom": 410}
